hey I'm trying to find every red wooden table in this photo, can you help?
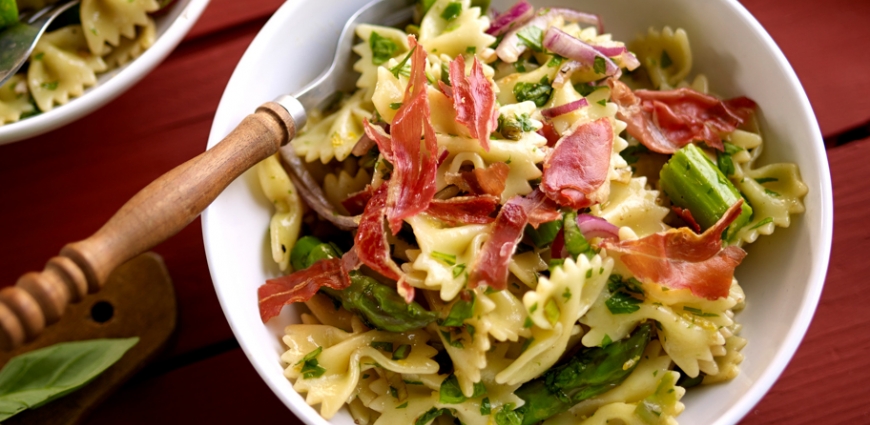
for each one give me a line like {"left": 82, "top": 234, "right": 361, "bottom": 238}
{"left": 1, "top": 0, "right": 868, "bottom": 423}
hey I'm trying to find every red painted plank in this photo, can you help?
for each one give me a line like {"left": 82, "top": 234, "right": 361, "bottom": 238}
{"left": 741, "top": 0, "right": 870, "bottom": 138}
{"left": 185, "top": 0, "right": 285, "bottom": 40}
{"left": 0, "top": 22, "right": 263, "bottom": 359}
{"left": 85, "top": 348, "right": 297, "bottom": 424}
{"left": 742, "top": 137, "right": 870, "bottom": 423}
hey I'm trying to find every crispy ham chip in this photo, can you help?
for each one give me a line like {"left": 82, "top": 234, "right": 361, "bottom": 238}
{"left": 541, "top": 117, "right": 613, "bottom": 209}
{"left": 609, "top": 79, "right": 756, "bottom": 153}
{"left": 426, "top": 195, "right": 499, "bottom": 225}
{"left": 602, "top": 201, "right": 747, "bottom": 300}
{"left": 257, "top": 250, "right": 359, "bottom": 322}
{"left": 448, "top": 54, "right": 498, "bottom": 151}
{"left": 444, "top": 162, "right": 510, "bottom": 197}
{"left": 468, "top": 190, "right": 558, "bottom": 290}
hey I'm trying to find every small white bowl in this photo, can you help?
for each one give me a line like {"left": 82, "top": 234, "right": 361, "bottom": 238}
{"left": 203, "top": 1, "right": 834, "bottom": 424}
{"left": 0, "top": 0, "right": 210, "bottom": 145}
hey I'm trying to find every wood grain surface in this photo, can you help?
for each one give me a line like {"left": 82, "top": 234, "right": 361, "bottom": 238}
{"left": 0, "top": 0, "right": 866, "bottom": 424}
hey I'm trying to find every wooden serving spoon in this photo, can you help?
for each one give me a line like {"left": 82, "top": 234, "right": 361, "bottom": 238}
{"left": 0, "top": 0, "right": 414, "bottom": 350}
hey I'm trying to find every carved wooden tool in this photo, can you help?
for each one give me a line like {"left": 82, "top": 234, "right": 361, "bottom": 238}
{"left": 0, "top": 103, "right": 296, "bottom": 350}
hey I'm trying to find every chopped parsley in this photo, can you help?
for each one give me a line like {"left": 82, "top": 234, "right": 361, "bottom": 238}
{"left": 297, "top": 347, "right": 326, "bottom": 379}
{"left": 683, "top": 306, "right": 719, "bottom": 317}
{"left": 440, "top": 2, "right": 463, "bottom": 21}
{"left": 605, "top": 291, "right": 642, "bottom": 315}
{"left": 755, "top": 177, "right": 779, "bottom": 184}
{"left": 574, "top": 82, "right": 604, "bottom": 97}
{"left": 41, "top": 81, "right": 59, "bottom": 91}
{"left": 601, "top": 334, "right": 613, "bottom": 347}
{"left": 452, "top": 263, "right": 467, "bottom": 278}
{"left": 431, "top": 250, "right": 457, "bottom": 266}
{"left": 390, "top": 45, "right": 416, "bottom": 78}
{"left": 596, "top": 99, "right": 607, "bottom": 106}
{"left": 389, "top": 102, "right": 403, "bottom": 110}
{"left": 593, "top": 56, "right": 607, "bottom": 74}
{"left": 393, "top": 344, "right": 412, "bottom": 360}
{"left": 439, "top": 374, "right": 486, "bottom": 404}
{"left": 480, "top": 397, "right": 492, "bottom": 415}
{"left": 516, "top": 26, "right": 544, "bottom": 52}
{"left": 494, "top": 403, "right": 522, "bottom": 425}
{"left": 441, "top": 292, "right": 475, "bottom": 327}
{"left": 513, "top": 76, "right": 553, "bottom": 106}
{"left": 371, "top": 341, "right": 394, "bottom": 352}
{"left": 369, "top": 31, "right": 399, "bottom": 65}
{"left": 547, "top": 54, "right": 564, "bottom": 67}
{"left": 466, "top": 45, "right": 477, "bottom": 54}
{"left": 749, "top": 216, "right": 774, "bottom": 230}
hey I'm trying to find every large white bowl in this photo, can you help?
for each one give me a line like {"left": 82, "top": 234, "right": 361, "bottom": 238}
{"left": 203, "top": 0, "right": 834, "bottom": 424}
{"left": 0, "top": 0, "right": 210, "bottom": 145}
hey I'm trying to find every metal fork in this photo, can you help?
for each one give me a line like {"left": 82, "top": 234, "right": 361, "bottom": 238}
{"left": 0, "top": 0, "right": 81, "bottom": 86}
{"left": 0, "top": 0, "right": 414, "bottom": 349}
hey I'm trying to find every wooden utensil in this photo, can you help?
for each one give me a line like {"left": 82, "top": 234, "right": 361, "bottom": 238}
{"left": 0, "top": 102, "right": 295, "bottom": 350}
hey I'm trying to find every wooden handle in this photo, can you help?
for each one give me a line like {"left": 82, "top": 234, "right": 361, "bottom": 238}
{"left": 0, "top": 102, "right": 297, "bottom": 350}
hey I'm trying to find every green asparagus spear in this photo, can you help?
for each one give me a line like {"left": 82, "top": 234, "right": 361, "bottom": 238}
{"left": 562, "top": 210, "right": 592, "bottom": 259}
{"left": 322, "top": 273, "right": 437, "bottom": 332}
{"left": 289, "top": 237, "right": 437, "bottom": 332}
{"left": 659, "top": 144, "right": 752, "bottom": 242}
{"left": 0, "top": 0, "right": 18, "bottom": 30}
{"left": 525, "top": 218, "right": 563, "bottom": 248}
{"left": 514, "top": 323, "right": 652, "bottom": 425}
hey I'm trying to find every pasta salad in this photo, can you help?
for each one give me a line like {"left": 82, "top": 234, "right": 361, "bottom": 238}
{"left": 0, "top": 0, "right": 172, "bottom": 126}
{"left": 256, "top": 1, "right": 808, "bottom": 424}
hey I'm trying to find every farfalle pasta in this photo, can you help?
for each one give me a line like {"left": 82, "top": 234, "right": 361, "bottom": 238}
{"left": 255, "top": 1, "right": 808, "bottom": 424}
{"left": 0, "top": 0, "right": 170, "bottom": 125}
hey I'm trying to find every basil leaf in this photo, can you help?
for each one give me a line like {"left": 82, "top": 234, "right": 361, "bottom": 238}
{"left": 439, "top": 374, "right": 466, "bottom": 403}
{"left": 513, "top": 76, "right": 552, "bottom": 107}
{"left": 441, "top": 292, "right": 475, "bottom": 327}
{"left": 517, "top": 26, "right": 544, "bottom": 52}
{"left": 415, "top": 407, "right": 452, "bottom": 425}
{"left": 440, "top": 2, "right": 462, "bottom": 21}
{"left": 0, "top": 337, "right": 139, "bottom": 421}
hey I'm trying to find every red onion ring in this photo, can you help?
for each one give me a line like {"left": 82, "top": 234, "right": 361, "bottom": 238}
{"left": 496, "top": 7, "right": 605, "bottom": 63}
{"left": 576, "top": 213, "right": 619, "bottom": 240}
{"left": 591, "top": 44, "right": 641, "bottom": 71}
{"left": 541, "top": 98, "right": 589, "bottom": 119}
{"left": 486, "top": 0, "right": 534, "bottom": 36}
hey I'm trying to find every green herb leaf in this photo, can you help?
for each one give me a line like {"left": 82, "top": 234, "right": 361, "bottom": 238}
{"left": 513, "top": 76, "right": 553, "bottom": 107}
{"left": 390, "top": 45, "right": 417, "bottom": 78}
{"left": 619, "top": 144, "right": 649, "bottom": 165}
{"left": 431, "top": 251, "right": 457, "bottom": 266}
{"left": 439, "top": 374, "right": 466, "bottom": 403}
{"left": 683, "top": 306, "right": 719, "bottom": 317}
{"left": 466, "top": 46, "right": 477, "bottom": 54}
{"left": 605, "top": 292, "right": 642, "bottom": 315}
{"left": 415, "top": 407, "right": 452, "bottom": 425}
{"left": 660, "top": 50, "right": 673, "bottom": 68}
{"left": 494, "top": 403, "right": 522, "bottom": 425}
{"left": 574, "top": 82, "right": 603, "bottom": 97}
{"left": 389, "top": 102, "right": 403, "bottom": 110}
{"left": 480, "top": 397, "right": 492, "bottom": 415}
{"left": 370, "top": 31, "right": 400, "bottom": 65}
{"left": 396, "top": 401, "right": 409, "bottom": 409}
{"left": 547, "top": 54, "right": 564, "bottom": 67}
{"left": 593, "top": 56, "right": 606, "bottom": 74}
{"left": 754, "top": 177, "right": 778, "bottom": 184}
{"left": 717, "top": 151, "right": 735, "bottom": 176}
{"left": 441, "top": 293, "right": 475, "bottom": 327}
{"left": 393, "top": 344, "right": 412, "bottom": 360}
{"left": 0, "top": 338, "right": 139, "bottom": 421}
{"left": 452, "top": 263, "right": 467, "bottom": 279}
{"left": 525, "top": 219, "right": 563, "bottom": 248}
{"left": 563, "top": 210, "right": 592, "bottom": 259}
{"left": 440, "top": 2, "right": 462, "bottom": 21}
{"left": 596, "top": 99, "right": 607, "bottom": 106}
{"left": 601, "top": 334, "right": 613, "bottom": 347}
{"left": 544, "top": 299, "right": 560, "bottom": 325}
{"left": 371, "top": 341, "right": 394, "bottom": 352}
{"left": 517, "top": 26, "right": 544, "bottom": 52}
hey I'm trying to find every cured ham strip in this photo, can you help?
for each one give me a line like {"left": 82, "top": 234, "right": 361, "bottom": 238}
{"left": 448, "top": 54, "right": 498, "bottom": 151}
{"left": 541, "top": 117, "right": 613, "bottom": 209}
{"left": 609, "top": 79, "right": 756, "bottom": 153}
{"left": 341, "top": 185, "right": 374, "bottom": 216}
{"left": 538, "top": 120, "right": 561, "bottom": 148}
{"left": 363, "top": 119, "right": 394, "bottom": 162}
{"left": 426, "top": 195, "right": 499, "bottom": 225}
{"left": 671, "top": 206, "right": 701, "bottom": 233}
{"left": 602, "top": 201, "right": 747, "bottom": 300}
{"left": 355, "top": 185, "right": 403, "bottom": 281}
{"left": 258, "top": 256, "right": 352, "bottom": 323}
{"left": 384, "top": 36, "right": 440, "bottom": 234}
{"left": 444, "top": 162, "right": 510, "bottom": 197}
{"left": 468, "top": 189, "right": 554, "bottom": 290}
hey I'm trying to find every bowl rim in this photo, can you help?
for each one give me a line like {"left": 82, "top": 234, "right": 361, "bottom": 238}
{"left": 0, "top": 0, "right": 212, "bottom": 146}
{"left": 203, "top": 0, "right": 834, "bottom": 424}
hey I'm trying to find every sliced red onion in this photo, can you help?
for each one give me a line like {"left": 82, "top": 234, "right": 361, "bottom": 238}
{"left": 496, "top": 7, "right": 605, "bottom": 63}
{"left": 591, "top": 44, "right": 641, "bottom": 71}
{"left": 279, "top": 148, "right": 360, "bottom": 230}
{"left": 486, "top": 0, "right": 534, "bottom": 36}
{"left": 545, "top": 28, "right": 620, "bottom": 87}
{"left": 541, "top": 98, "right": 589, "bottom": 119}
{"left": 576, "top": 214, "right": 619, "bottom": 240}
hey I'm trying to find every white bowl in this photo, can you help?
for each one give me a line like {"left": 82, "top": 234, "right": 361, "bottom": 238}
{"left": 0, "top": 0, "right": 211, "bottom": 145}
{"left": 203, "top": 0, "right": 834, "bottom": 424}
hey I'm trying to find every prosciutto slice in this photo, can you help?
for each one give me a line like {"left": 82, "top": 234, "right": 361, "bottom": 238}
{"left": 355, "top": 184, "right": 403, "bottom": 281}
{"left": 371, "top": 36, "right": 439, "bottom": 235}
{"left": 444, "top": 162, "right": 510, "bottom": 197}
{"left": 448, "top": 54, "right": 498, "bottom": 151}
{"left": 609, "top": 79, "right": 756, "bottom": 153}
{"left": 602, "top": 201, "right": 747, "bottom": 300}
{"left": 257, "top": 250, "right": 359, "bottom": 322}
{"left": 468, "top": 189, "right": 557, "bottom": 290}
{"left": 541, "top": 117, "right": 613, "bottom": 209}
{"left": 426, "top": 195, "right": 499, "bottom": 225}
